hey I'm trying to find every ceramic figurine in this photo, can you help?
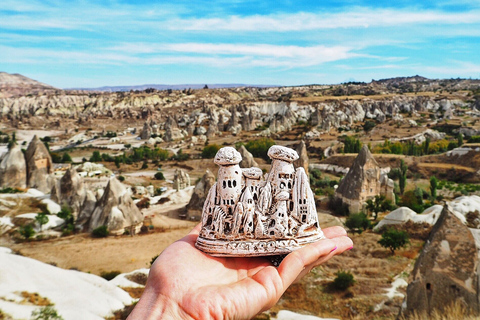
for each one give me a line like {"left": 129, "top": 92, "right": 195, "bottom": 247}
{"left": 196, "top": 145, "right": 324, "bottom": 257}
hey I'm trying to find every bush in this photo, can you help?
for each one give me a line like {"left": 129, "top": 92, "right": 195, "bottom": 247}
{"left": 90, "top": 151, "right": 102, "bottom": 162}
{"left": 171, "top": 149, "right": 190, "bottom": 161}
{"left": 363, "top": 120, "right": 376, "bottom": 132}
{"left": 332, "top": 270, "right": 355, "bottom": 290}
{"left": 328, "top": 196, "right": 349, "bottom": 216}
{"left": 100, "top": 270, "right": 121, "bottom": 281}
{"left": 154, "top": 172, "right": 165, "bottom": 180}
{"left": 118, "top": 175, "right": 125, "bottom": 182}
{"left": 0, "top": 187, "right": 22, "bottom": 193}
{"left": 57, "top": 206, "right": 74, "bottom": 236}
{"left": 19, "top": 224, "right": 35, "bottom": 240}
{"left": 345, "top": 212, "right": 371, "bottom": 233}
{"left": 244, "top": 138, "right": 275, "bottom": 161}
{"left": 202, "top": 144, "right": 221, "bottom": 158}
{"left": 92, "top": 225, "right": 109, "bottom": 238}
{"left": 378, "top": 228, "right": 410, "bottom": 254}
{"left": 31, "top": 305, "right": 63, "bottom": 320}
{"left": 61, "top": 152, "right": 72, "bottom": 163}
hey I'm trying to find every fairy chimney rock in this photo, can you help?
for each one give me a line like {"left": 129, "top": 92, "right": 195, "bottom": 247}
{"left": 173, "top": 169, "right": 191, "bottom": 191}
{"left": 51, "top": 167, "right": 87, "bottom": 217}
{"left": 25, "top": 136, "right": 53, "bottom": 193}
{"left": 401, "top": 205, "right": 480, "bottom": 317}
{"left": 88, "top": 177, "right": 143, "bottom": 235}
{"left": 334, "top": 145, "right": 381, "bottom": 213}
{"left": 238, "top": 145, "right": 259, "bottom": 168}
{"left": 185, "top": 170, "right": 216, "bottom": 220}
{"left": 0, "top": 144, "right": 27, "bottom": 189}
{"left": 293, "top": 141, "right": 309, "bottom": 176}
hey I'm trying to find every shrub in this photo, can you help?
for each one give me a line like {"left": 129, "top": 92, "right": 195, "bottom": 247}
{"left": 92, "top": 225, "right": 109, "bottom": 238}
{"left": 35, "top": 212, "right": 49, "bottom": 231}
{"left": 0, "top": 187, "right": 22, "bottom": 193}
{"left": 363, "top": 120, "right": 376, "bottom": 132}
{"left": 244, "top": 138, "right": 275, "bottom": 161}
{"left": 328, "top": 196, "right": 350, "bottom": 216}
{"left": 90, "top": 150, "right": 102, "bottom": 162}
{"left": 202, "top": 144, "right": 221, "bottom": 158}
{"left": 61, "top": 152, "right": 72, "bottom": 163}
{"left": 118, "top": 175, "right": 125, "bottom": 182}
{"left": 31, "top": 305, "right": 63, "bottom": 320}
{"left": 345, "top": 212, "right": 371, "bottom": 233}
{"left": 19, "top": 224, "right": 35, "bottom": 240}
{"left": 378, "top": 228, "right": 410, "bottom": 254}
{"left": 100, "top": 270, "right": 121, "bottom": 281}
{"left": 332, "top": 270, "right": 355, "bottom": 290}
{"left": 154, "top": 172, "right": 165, "bottom": 180}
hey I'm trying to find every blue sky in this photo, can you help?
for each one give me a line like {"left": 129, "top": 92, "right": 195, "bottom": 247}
{"left": 1, "top": 0, "right": 480, "bottom": 88}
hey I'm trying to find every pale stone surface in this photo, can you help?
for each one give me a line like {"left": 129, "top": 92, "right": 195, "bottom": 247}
{"left": 196, "top": 145, "right": 324, "bottom": 257}
{"left": 335, "top": 146, "right": 395, "bottom": 213}
{"left": 238, "top": 145, "right": 258, "bottom": 168}
{"left": 401, "top": 205, "right": 480, "bottom": 317}
{"left": 0, "top": 144, "right": 26, "bottom": 189}
{"left": 88, "top": 178, "right": 143, "bottom": 235}
{"left": 173, "top": 169, "right": 190, "bottom": 191}
{"left": 294, "top": 140, "right": 309, "bottom": 176}
{"left": 25, "top": 135, "right": 53, "bottom": 193}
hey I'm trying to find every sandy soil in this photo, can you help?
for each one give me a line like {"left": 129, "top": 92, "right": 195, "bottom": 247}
{"left": 11, "top": 224, "right": 196, "bottom": 275}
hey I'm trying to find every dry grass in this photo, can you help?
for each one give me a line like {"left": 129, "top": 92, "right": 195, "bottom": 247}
{"left": 120, "top": 287, "right": 144, "bottom": 299}
{"left": 268, "top": 231, "right": 425, "bottom": 319}
{"left": 401, "top": 301, "right": 480, "bottom": 320}
{"left": 20, "top": 291, "right": 51, "bottom": 306}
{"left": 416, "top": 162, "right": 476, "bottom": 173}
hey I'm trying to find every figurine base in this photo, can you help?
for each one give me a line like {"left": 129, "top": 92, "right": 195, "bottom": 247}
{"left": 195, "top": 231, "right": 325, "bottom": 257}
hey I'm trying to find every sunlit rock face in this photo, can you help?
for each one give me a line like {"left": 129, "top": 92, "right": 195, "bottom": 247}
{"left": 401, "top": 205, "right": 480, "bottom": 317}
{"left": 196, "top": 145, "right": 324, "bottom": 257}
{"left": 0, "top": 144, "right": 26, "bottom": 189}
{"left": 25, "top": 135, "right": 53, "bottom": 193}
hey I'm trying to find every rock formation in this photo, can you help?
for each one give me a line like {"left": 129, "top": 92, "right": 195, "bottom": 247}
{"left": 173, "top": 169, "right": 191, "bottom": 191}
{"left": 293, "top": 140, "right": 309, "bottom": 176}
{"left": 51, "top": 168, "right": 87, "bottom": 217}
{"left": 238, "top": 145, "right": 258, "bottom": 168}
{"left": 334, "top": 146, "right": 395, "bottom": 213}
{"left": 0, "top": 144, "right": 26, "bottom": 189}
{"left": 140, "top": 121, "right": 152, "bottom": 140}
{"left": 401, "top": 205, "right": 480, "bottom": 316}
{"left": 185, "top": 170, "right": 216, "bottom": 220}
{"left": 24, "top": 135, "right": 53, "bottom": 193}
{"left": 88, "top": 178, "right": 144, "bottom": 235}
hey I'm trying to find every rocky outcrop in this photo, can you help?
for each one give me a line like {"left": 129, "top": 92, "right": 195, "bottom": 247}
{"left": 185, "top": 170, "right": 216, "bottom": 220}
{"left": 401, "top": 205, "right": 480, "bottom": 316}
{"left": 51, "top": 168, "right": 87, "bottom": 217}
{"left": 24, "top": 135, "right": 53, "bottom": 193}
{"left": 335, "top": 146, "right": 381, "bottom": 213}
{"left": 238, "top": 145, "right": 258, "bottom": 168}
{"left": 88, "top": 178, "right": 143, "bottom": 235}
{"left": 173, "top": 169, "right": 191, "bottom": 191}
{"left": 294, "top": 141, "right": 309, "bottom": 176}
{"left": 140, "top": 121, "right": 152, "bottom": 140}
{"left": 0, "top": 144, "right": 26, "bottom": 189}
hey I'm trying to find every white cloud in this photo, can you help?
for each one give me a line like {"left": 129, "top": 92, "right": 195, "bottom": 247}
{"left": 169, "top": 9, "right": 480, "bottom": 31}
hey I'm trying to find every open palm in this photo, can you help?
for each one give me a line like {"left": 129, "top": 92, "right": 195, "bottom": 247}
{"left": 129, "top": 224, "right": 352, "bottom": 320}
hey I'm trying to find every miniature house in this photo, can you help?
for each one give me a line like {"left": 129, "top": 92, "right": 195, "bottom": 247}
{"left": 196, "top": 145, "right": 324, "bottom": 257}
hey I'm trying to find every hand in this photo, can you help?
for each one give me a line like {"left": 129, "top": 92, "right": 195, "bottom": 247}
{"left": 128, "top": 224, "right": 352, "bottom": 320}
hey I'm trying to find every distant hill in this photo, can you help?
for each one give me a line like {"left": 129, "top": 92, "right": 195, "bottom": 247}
{"left": 68, "top": 83, "right": 278, "bottom": 92}
{"left": 0, "top": 72, "right": 59, "bottom": 98}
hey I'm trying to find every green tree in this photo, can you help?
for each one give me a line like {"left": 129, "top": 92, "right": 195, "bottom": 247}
{"left": 90, "top": 151, "right": 102, "bottom": 162}
{"left": 35, "top": 211, "right": 49, "bottom": 231}
{"left": 332, "top": 270, "right": 355, "bottom": 291}
{"left": 202, "top": 144, "right": 221, "bottom": 158}
{"left": 154, "top": 172, "right": 165, "bottom": 180}
{"left": 399, "top": 159, "right": 408, "bottom": 195}
{"left": 363, "top": 120, "right": 376, "bottom": 132}
{"left": 61, "top": 152, "right": 72, "bottom": 163}
{"left": 365, "top": 195, "right": 387, "bottom": 220}
{"left": 457, "top": 133, "right": 463, "bottom": 147}
{"left": 378, "top": 228, "right": 410, "bottom": 254}
{"left": 57, "top": 206, "right": 74, "bottom": 236}
{"left": 430, "top": 176, "right": 438, "bottom": 200}
{"left": 344, "top": 212, "right": 371, "bottom": 233}
{"left": 424, "top": 137, "right": 430, "bottom": 154}
{"left": 19, "top": 224, "right": 35, "bottom": 240}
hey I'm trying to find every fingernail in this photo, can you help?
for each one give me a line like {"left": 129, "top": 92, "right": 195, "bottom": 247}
{"left": 347, "top": 246, "right": 353, "bottom": 251}
{"left": 330, "top": 246, "right": 337, "bottom": 253}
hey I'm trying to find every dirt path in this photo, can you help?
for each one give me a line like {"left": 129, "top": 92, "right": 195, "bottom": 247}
{"left": 416, "top": 162, "right": 476, "bottom": 172}
{"left": 11, "top": 226, "right": 195, "bottom": 275}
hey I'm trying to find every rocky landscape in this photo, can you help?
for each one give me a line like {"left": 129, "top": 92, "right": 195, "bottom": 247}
{"left": 1, "top": 72, "right": 480, "bottom": 319}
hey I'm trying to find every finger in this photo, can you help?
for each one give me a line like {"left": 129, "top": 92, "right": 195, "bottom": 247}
{"left": 294, "top": 236, "right": 353, "bottom": 282}
{"left": 189, "top": 223, "right": 202, "bottom": 235}
{"left": 322, "top": 226, "right": 347, "bottom": 239}
{"left": 276, "top": 238, "right": 336, "bottom": 289}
